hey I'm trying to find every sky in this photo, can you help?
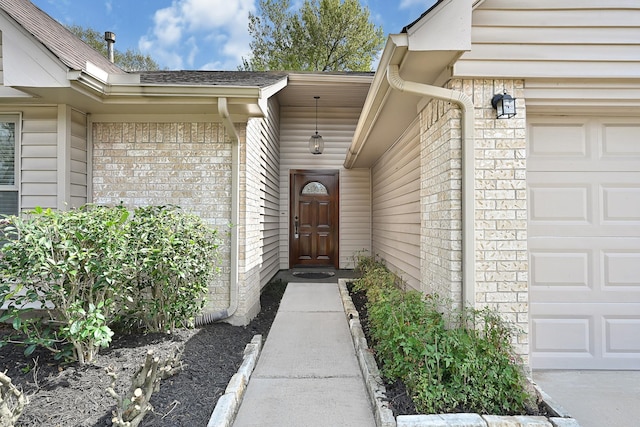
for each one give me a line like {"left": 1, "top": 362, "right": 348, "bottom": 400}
{"left": 30, "top": 0, "right": 437, "bottom": 71}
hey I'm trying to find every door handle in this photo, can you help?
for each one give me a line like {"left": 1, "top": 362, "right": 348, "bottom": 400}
{"left": 294, "top": 216, "right": 299, "bottom": 238}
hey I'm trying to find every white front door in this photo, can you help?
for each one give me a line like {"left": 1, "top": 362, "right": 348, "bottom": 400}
{"left": 528, "top": 116, "right": 640, "bottom": 369}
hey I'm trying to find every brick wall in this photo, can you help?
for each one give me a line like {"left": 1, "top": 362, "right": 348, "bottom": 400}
{"left": 420, "top": 79, "right": 529, "bottom": 362}
{"left": 465, "top": 79, "right": 528, "bottom": 362}
{"left": 92, "top": 121, "right": 236, "bottom": 316}
{"left": 420, "top": 100, "right": 463, "bottom": 305}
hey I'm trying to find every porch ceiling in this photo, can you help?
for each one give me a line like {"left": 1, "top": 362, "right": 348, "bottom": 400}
{"left": 276, "top": 73, "right": 373, "bottom": 109}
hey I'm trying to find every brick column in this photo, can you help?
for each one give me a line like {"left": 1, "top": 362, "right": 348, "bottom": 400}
{"left": 461, "top": 79, "right": 529, "bottom": 362}
{"left": 420, "top": 80, "right": 529, "bottom": 363}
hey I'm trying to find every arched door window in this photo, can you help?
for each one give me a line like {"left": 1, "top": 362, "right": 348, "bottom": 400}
{"left": 301, "top": 181, "right": 328, "bottom": 195}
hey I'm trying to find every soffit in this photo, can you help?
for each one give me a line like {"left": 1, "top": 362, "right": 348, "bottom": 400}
{"left": 276, "top": 73, "right": 373, "bottom": 109}
{"left": 349, "top": 50, "right": 460, "bottom": 168}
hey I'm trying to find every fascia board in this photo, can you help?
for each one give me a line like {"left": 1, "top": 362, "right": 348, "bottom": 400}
{"left": 69, "top": 76, "right": 267, "bottom": 117}
{"left": 257, "top": 76, "right": 289, "bottom": 115}
{"left": 287, "top": 73, "right": 373, "bottom": 86}
{"left": 345, "top": 34, "right": 408, "bottom": 168}
{"left": 106, "top": 83, "right": 262, "bottom": 98}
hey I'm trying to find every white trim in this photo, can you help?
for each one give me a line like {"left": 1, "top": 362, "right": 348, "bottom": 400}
{"left": 86, "top": 113, "right": 93, "bottom": 204}
{"left": 0, "top": 113, "right": 21, "bottom": 215}
{"left": 89, "top": 113, "right": 224, "bottom": 123}
{"left": 56, "top": 105, "right": 71, "bottom": 210}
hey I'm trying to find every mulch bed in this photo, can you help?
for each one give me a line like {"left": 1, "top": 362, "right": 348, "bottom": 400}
{"left": 1, "top": 280, "right": 287, "bottom": 427}
{"left": 348, "top": 283, "right": 551, "bottom": 419}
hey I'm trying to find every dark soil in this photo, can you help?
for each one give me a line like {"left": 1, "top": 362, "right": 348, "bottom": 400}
{"left": 0, "top": 280, "right": 287, "bottom": 427}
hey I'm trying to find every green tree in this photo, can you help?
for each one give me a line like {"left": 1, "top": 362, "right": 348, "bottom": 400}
{"left": 242, "top": 0, "right": 384, "bottom": 72}
{"left": 66, "top": 25, "right": 161, "bottom": 72}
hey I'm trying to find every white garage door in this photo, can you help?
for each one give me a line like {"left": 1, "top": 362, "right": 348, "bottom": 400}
{"left": 528, "top": 116, "right": 640, "bottom": 370}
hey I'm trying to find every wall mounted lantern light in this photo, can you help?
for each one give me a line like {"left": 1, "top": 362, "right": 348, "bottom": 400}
{"left": 309, "top": 96, "right": 324, "bottom": 155}
{"left": 491, "top": 90, "right": 517, "bottom": 119}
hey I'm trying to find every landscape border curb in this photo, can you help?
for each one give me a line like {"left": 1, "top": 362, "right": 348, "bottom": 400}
{"left": 337, "top": 279, "right": 583, "bottom": 427}
{"left": 206, "top": 334, "right": 262, "bottom": 427}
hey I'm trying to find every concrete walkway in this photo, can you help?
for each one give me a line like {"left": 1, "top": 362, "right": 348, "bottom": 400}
{"left": 233, "top": 281, "right": 374, "bottom": 427}
{"left": 533, "top": 370, "right": 640, "bottom": 427}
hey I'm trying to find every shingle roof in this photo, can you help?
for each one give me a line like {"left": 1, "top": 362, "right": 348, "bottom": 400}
{"left": 402, "top": 0, "right": 445, "bottom": 33}
{"left": 140, "top": 71, "right": 290, "bottom": 87}
{"left": 0, "top": 0, "right": 125, "bottom": 74}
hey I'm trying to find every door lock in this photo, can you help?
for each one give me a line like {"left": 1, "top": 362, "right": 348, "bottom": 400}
{"left": 294, "top": 215, "right": 299, "bottom": 239}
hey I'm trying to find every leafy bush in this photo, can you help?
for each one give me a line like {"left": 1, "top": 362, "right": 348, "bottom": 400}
{"left": 121, "top": 205, "right": 221, "bottom": 332}
{"left": 0, "top": 204, "right": 222, "bottom": 363}
{"left": 353, "top": 256, "right": 533, "bottom": 415}
{"left": 0, "top": 205, "right": 129, "bottom": 363}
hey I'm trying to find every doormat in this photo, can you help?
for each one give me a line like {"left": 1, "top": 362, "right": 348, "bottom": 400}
{"left": 292, "top": 271, "right": 336, "bottom": 280}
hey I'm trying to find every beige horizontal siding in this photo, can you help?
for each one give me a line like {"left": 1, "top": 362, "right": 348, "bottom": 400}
{"left": 371, "top": 118, "right": 421, "bottom": 291}
{"left": 340, "top": 168, "right": 371, "bottom": 268}
{"left": 249, "top": 96, "right": 281, "bottom": 288}
{"left": 70, "top": 109, "right": 87, "bottom": 208}
{"left": 456, "top": 1, "right": 640, "bottom": 79}
{"left": 279, "top": 106, "right": 370, "bottom": 268}
{"left": 17, "top": 107, "right": 58, "bottom": 210}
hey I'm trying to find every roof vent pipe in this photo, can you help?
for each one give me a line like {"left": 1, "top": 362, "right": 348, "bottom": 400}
{"left": 104, "top": 31, "right": 116, "bottom": 63}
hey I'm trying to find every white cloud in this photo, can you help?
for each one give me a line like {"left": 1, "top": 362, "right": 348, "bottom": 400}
{"left": 105, "top": 0, "right": 112, "bottom": 14}
{"left": 139, "top": 0, "right": 255, "bottom": 70}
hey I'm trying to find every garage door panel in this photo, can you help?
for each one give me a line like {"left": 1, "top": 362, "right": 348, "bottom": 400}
{"left": 602, "top": 186, "right": 640, "bottom": 222}
{"left": 604, "top": 317, "right": 640, "bottom": 356}
{"left": 603, "top": 252, "right": 640, "bottom": 288}
{"left": 530, "top": 238, "right": 640, "bottom": 303}
{"left": 529, "top": 121, "right": 588, "bottom": 158}
{"left": 529, "top": 172, "right": 640, "bottom": 236}
{"left": 530, "top": 250, "right": 590, "bottom": 289}
{"left": 602, "top": 123, "right": 640, "bottom": 158}
{"left": 529, "top": 184, "right": 590, "bottom": 223}
{"left": 529, "top": 118, "right": 640, "bottom": 172}
{"left": 531, "top": 303, "right": 640, "bottom": 369}
{"left": 531, "top": 316, "right": 592, "bottom": 354}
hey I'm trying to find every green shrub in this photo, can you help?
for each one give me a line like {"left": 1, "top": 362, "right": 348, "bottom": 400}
{"left": 0, "top": 205, "right": 130, "bottom": 363}
{"left": 353, "top": 255, "right": 533, "bottom": 415}
{"left": 0, "top": 204, "right": 223, "bottom": 363}
{"left": 122, "top": 205, "right": 221, "bottom": 332}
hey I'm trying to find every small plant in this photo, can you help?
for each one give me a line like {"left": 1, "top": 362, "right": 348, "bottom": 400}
{"left": 353, "top": 255, "right": 534, "bottom": 415}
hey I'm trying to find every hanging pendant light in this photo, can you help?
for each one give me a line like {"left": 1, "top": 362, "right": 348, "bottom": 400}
{"left": 309, "top": 96, "right": 324, "bottom": 155}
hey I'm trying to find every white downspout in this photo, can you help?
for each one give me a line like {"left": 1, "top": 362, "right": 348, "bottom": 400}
{"left": 386, "top": 64, "right": 475, "bottom": 308}
{"left": 195, "top": 97, "right": 239, "bottom": 324}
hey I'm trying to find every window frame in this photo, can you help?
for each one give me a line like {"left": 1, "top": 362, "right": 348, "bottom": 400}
{"left": 0, "top": 114, "right": 21, "bottom": 215}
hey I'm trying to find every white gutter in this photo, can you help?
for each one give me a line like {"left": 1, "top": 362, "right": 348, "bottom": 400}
{"left": 386, "top": 64, "right": 476, "bottom": 308}
{"left": 195, "top": 97, "right": 240, "bottom": 324}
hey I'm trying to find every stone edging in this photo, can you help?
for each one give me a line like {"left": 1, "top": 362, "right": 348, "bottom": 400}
{"left": 206, "top": 334, "right": 262, "bottom": 427}
{"left": 337, "top": 279, "right": 582, "bottom": 427}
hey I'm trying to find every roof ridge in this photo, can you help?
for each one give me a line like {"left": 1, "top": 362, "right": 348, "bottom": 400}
{"left": 0, "top": 0, "right": 125, "bottom": 74}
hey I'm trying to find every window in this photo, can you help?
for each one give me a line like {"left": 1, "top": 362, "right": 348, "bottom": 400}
{"left": 301, "top": 181, "right": 328, "bottom": 195}
{"left": 0, "top": 116, "right": 19, "bottom": 216}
